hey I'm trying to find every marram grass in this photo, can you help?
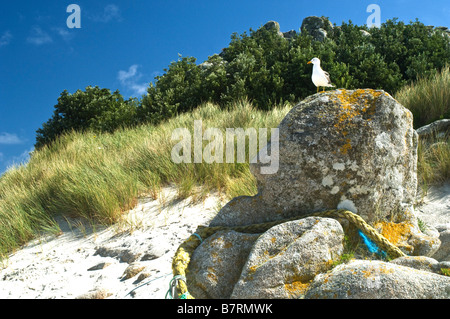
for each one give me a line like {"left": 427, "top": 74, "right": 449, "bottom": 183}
{"left": 395, "top": 65, "right": 450, "bottom": 129}
{"left": 0, "top": 101, "right": 291, "bottom": 259}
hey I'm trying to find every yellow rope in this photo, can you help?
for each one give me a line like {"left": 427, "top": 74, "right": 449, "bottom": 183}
{"left": 170, "top": 209, "right": 406, "bottom": 299}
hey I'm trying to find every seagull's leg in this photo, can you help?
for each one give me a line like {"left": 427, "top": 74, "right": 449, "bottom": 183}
{"left": 322, "top": 87, "right": 326, "bottom": 93}
{"left": 317, "top": 87, "right": 319, "bottom": 93}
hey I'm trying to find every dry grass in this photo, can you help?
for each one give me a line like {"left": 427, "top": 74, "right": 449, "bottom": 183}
{"left": 0, "top": 101, "right": 290, "bottom": 258}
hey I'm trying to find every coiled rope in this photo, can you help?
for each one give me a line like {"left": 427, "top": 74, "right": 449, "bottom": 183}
{"left": 169, "top": 209, "right": 406, "bottom": 299}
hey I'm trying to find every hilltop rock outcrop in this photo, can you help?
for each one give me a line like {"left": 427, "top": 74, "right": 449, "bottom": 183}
{"left": 301, "top": 16, "right": 333, "bottom": 41}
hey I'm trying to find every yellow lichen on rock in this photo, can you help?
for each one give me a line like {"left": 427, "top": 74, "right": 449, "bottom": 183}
{"left": 284, "top": 280, "right": 311, "bottom": 298}
{"left": 332, "top": 89, "right": 382, "bottom": 128}
{"left": 374, "top": 221, "right": 414, "bottom": 253}
{"left": 330, "top": 89, "right": 383, "bottom": 155}
{"left": 361, "top": 262, "right": 395, "bottom": 279}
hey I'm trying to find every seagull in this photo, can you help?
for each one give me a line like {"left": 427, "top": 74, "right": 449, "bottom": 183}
{"left": 307, "top": 57, "right": 334, "bottom": 93}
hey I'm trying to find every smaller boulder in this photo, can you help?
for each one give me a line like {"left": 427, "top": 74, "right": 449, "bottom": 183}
{"left": 231, "top": 217, "right": 344, "bottom": 299}
{"left": 263, "top": 21, "right": 284, "bottom": 37}
{"left": 390, "top": 256, "right": 441, "bottom": 273}
{"left": 305, "top": 260, "right": 450, "bottom": 299}
{"left": 187, "top": 231, "right": 260, "bottom": 299}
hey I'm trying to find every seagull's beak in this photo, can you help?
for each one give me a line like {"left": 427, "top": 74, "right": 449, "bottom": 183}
{"left": 307, "top": 61, "right": 312, "bottom": 64}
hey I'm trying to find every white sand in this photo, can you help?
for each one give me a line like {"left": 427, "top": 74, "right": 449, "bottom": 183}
{"left": 0, "top": 183, "right": 448, "bottom": 299}
{"left": 415, "top": 182, "right": 450, "bottom": 227}
{"left": 0, "top": 187, "right": 226, "bottom": 299}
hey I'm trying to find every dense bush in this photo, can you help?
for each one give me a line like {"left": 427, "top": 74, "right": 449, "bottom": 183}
{"left": 35, "top": 86, "right": 137, "bottom": 149}
{"left": 36, "top": 18, "right": 449, "bottom": 146}
{"left": 138, "top": 18, "right": 449, "bottom": 122}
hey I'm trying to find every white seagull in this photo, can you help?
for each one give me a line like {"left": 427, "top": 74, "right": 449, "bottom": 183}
{"left": 307, "top": 57, "right": 334, "bottom": 93}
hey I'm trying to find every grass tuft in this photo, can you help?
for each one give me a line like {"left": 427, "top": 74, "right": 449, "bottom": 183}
{"left": 395, "top": 65, "right": 450, "bottom": 129}
{"left": 0, "top": 101, "right": 290, "bottom": 259}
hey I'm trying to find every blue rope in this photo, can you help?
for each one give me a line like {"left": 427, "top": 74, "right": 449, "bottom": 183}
{"left": 358, "top": 230, "right": 387, "bottom": 258}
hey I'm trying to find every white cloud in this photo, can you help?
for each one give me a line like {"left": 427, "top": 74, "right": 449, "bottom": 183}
{"left": 0, "top": 31, "right": 12, "bottom": 47}
{"left": 0, "top": 132, "right": 24, "bottom": 145}
{"left": 5, "top": 147, "right": 34, "bottom": 169}
{"left": 27, "top": 26, "right": 52, "bottom": 45}
{"left": 91, "top": 4, "right": 122, "bottom": 23}
{"left": 118, "top": 64, "right": 139, "bottom": 82}
{"left": 118, "top": 65, "right": 148, "bottom": 96}
{"left": 53, "top": 27, "right": 74, "bottom": 42}
{"left": 130, "top": 84, "right": 148, "bottom": 96}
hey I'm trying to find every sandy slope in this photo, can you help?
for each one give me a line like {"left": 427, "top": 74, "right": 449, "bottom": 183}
{"left": 0, "top": 184, "right": 448, "bottom": 299}
{"left": 0, "top": 187, "right": 226, "bottom": 299}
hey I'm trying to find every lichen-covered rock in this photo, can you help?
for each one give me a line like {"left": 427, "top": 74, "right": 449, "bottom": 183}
{"left": 301, "top": 16, "right": 333, "bottom": 42}
{"left": 263, "top": 20, "right": 284, "bottom": 37}
{"left": 211, "top": 89, "right": 418, "bottom": 227}
{"left": 231, "top": 217, "right": 344, "bottom": 299}
{"left": 305, "top": 260, "right": 450, "bottom": 299}
{"left": 186, "top": 231, "right": 259, "bottom": 299}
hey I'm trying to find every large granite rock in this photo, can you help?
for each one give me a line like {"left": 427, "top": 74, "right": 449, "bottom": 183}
{"left": 182, "top": 89, "right": 447, "bottom": 299}
{"left": 211, "top": 89, "right": 418, "bottom": 226}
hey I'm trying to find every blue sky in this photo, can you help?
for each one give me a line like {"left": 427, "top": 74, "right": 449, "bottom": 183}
{"left": 0, "top": 0, "right": 449, "bottom": 175}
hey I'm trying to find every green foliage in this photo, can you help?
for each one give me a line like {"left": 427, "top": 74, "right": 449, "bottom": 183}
{"left": 35, "top": 86, "right": 137, "bottom": 149}
{"left": 137, "top": 18, "right": 449, "bottom": 124}
{"left": 137, "top": 56, "right": 204, "bottom": 124}
{"left": 36, "top": 18, "right": 450, "bottom": 148}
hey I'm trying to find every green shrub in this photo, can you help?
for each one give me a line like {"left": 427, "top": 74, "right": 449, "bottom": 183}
{"left": 35, "top": 86, "right": 137, "bottom": 149}
{"left": 137, "top": 18, "right": 449, "bottom": 124}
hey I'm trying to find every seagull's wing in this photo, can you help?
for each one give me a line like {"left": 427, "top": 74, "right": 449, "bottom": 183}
{"left": 323, "top": 71, "right": 332, "bottom": 85}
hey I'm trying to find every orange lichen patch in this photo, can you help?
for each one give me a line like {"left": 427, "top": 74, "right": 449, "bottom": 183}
{"left": 374, "top": 221, "right": 413, "bottom": 246}
{"left": 271, "top": 237, "right": 277, "bottom": 244}
{"left": 330, "top": 89, "right": 383, "bottom": 155}
{"left": 284, "top": 281, "right": 311, "bottom": 298}
{"left": 340, "top": 138, "right": 352, "bottom": 155}
{"left": 332, "top": 89, "right": 382, "bottom": 129}
{"left": 207, "top": 267, "right": 218, "bottom": 282}
{"left": 211, "top": 252, "right": 219, "bottom": 259}
{"left": 361, "top": 263, "right": 394, "bottom": 278}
